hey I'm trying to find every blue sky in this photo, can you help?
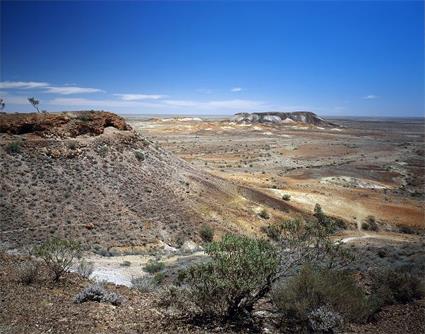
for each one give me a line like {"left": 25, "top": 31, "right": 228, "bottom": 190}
{"left": 1, "top": 1, "right": 424, "bottom": 116}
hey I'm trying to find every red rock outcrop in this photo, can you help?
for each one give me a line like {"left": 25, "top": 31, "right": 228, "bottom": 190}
{"left": 0, "top": 111, "right": 131, "bottom": 138}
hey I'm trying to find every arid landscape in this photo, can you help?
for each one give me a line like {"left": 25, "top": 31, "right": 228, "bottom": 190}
{"left": 131, "top": 114, "right": 424, "bottom": 232}
{"left": 1, "top": 1, "right": 424, "bottom": 333}
{"left": 1, "top": 111, "right": 424, "bottom": 333}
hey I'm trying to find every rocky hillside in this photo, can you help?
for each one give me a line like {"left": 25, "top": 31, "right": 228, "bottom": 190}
{"left": 232, "top": 111, "right": 337, "bottom": 126}
{"left": 0, "top": 111, "right": 131, "bottom": 137}
{"left": 1, "top": 111, "right": 292, "bottom": 252}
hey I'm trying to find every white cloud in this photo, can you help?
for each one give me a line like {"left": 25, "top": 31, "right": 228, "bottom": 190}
{"left": 113, "top": 93, "right": 166, "bottom": 101}
{"left": 231, "top": 87, "right": 243, "bottom": 92}
{"left": 0, "top": 81, "right": 49, "bottom": 89}
{"left": 363, "top": 94, "right": 378, "bottom": 100}
{"left": 47, "top": 97, "right": 165, "bottom": 109}
{"left": 47, "top": 97, "right": 267, "bottom": 113}
{"left": 45, "top": 86, "right": 104, "bottom": 95}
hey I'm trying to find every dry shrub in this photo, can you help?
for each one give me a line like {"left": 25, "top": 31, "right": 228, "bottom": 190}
{"left": 272, "top": 264, "right": 375, "bottom": 328}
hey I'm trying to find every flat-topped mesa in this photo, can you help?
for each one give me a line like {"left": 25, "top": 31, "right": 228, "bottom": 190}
{"left": 0, "top": 111, "right": 132, "bottom": 138}
{"left": 232, "top": 111, "right": 337, "bottom": 127}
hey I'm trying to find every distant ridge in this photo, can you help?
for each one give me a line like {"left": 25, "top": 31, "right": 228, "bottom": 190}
{"left": 232, "top": 111, "right": 338, "bottom": 127}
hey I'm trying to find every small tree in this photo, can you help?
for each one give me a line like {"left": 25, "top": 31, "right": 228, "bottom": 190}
{"left": 35, "top": 238, "right": 81, "bottom": 281}
{"left": 183, "top": 234, "right": 278, "bottom": 320}
{"left": 170, "top": 205, "right": 352, "bottom": 325}
{"left": 0, "top": 98, "right": 5, "bottom": 111}
{"left": 28, "top": 97, "right": 40, "bottom": 112}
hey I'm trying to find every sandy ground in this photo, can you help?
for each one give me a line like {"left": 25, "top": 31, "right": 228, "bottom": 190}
{"left": 73, "top": 251, "right": 206, "bottom": 286}
{"left": 130, "top": 116, "right": 424, "bottom": 231}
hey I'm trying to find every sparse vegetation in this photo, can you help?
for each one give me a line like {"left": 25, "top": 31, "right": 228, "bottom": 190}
{"left": 76, "top": 259, "right": 94, "bottom": 278}
{"left": 143, "top": 259, "right": 165, "bottom": 274}
{"left": 6, "top": 141, "right": 21, "bottom": 154}
{"left": 28, "top": 97, "right": 40, "bottom": 113}
{"left": 175, "top": 234, "right": 278, "bottom": 320}
{"left": 120, "top": 260, "right": 132, "bottom": 267}
{"left": 362, "top": 215, "right": 379, "bottom": 231}
{"left": 17, "top": 260, "right": 39, "bottom": 285}
{"left": 370, "top": 268, "right": 425, "bottom": 305}
{"left": 272, "top": 264, "right": 375, "bottom": 327}
{"left": 35, "top": 238, "right": 81, "bottom": 281}
{"left": 74, "top": 283, "right": 123, "bottom": 305}
{"left": 261, "top": 221, "right": 285, "bottom": 241}
{"left": 134, "top": 150, "right": 145, "bottom": 161}
{"left": 199, "top": 224, "right": 214, "bottom": 242}
{"left": 258, "top": 208, "right": 270, "bottom": 220}
{"left": 132, "top": 275, "right": 158, "bottom": 293}
{"left": 282, "top": 194, "right": 291, "bottom": 201}
{"left": 78, "top": 113, "right": 93, "bottom": 122}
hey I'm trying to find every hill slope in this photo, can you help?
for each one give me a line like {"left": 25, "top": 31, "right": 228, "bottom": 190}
{"left": 1, "top": 111, "right": 296, "bottom": 252}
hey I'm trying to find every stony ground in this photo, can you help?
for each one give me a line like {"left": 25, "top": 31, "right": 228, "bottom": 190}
{"left": 1, "top": 112, "right": 306, "bottom": 252}
{"left": 132, "top": 117, "right": 425, "bottom": 231}
{"left": 1, "top": 252, "right": 424, "bottom": 334}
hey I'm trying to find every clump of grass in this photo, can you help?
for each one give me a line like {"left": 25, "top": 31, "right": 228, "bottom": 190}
{"left": 6, "top": 141, "right": 21, "bottom": 154}
{"left": 134, "top": 150, "right": 145, "bottom": 161}
{"left": 78, "top": 114, "right": 93, "bottom": 122}
{"left": 143, "top": 259, "right": 165, "bottom": 274}
{"left": 74, "top": 283, "right": 123, "bottom": 305}
{"left": 17, "top": 260, "right": 39, "bottom": 285}
{"left": 199, "top": 224, "right": 214, "bottom": 242}
{"left": 258, "top": 208, "right": 270, "bottom": 220}
{"left": 362, "top": 216, "right": 378, "bottom": 231}
{"left": 120, "top": 260, "right": 131, "bottom": 267}
{"left": 76, "top": 259, "right": 94, "bottom": 278}
{"left": 282, "top": 194, "right": 291, "bottom": 201}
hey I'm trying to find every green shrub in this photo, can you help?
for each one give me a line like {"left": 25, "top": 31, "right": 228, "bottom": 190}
{"left": 333, "top": 217, "right": 347, "bottom": 229}
{"left": 181, "top": 234, "right": 278, "bottom": 320}
{"left": 68, "top": 141, "right": 78, "bottom": 150}
{"left": 6, "top": 141, "right": 21, "bottom": 154}
{"left": 258, "top": 208, "right": 270, "bottom": 220}
{"left": 364, "top": 216, "right": 378, "bottom": 231}
{"left": 282, "top": 194, "right": 291, "bottom": 201}
{"left": 398, "top": 226, "right": 415, "bottom": 234}
{"left": 168, "top": 213, "right": 353, "bottom": 325}
{"left": 132, "top": 276, "right": 157, "bottom": 293}
{"left": 134, "top": 150, "right": 145, "bottom": 161}
{"left": 78, "top": 114, "right": 93, "bottom": 122}
{"left": 279, "top": 217, "right": 353, "bottom": 271}
{"left": 312, "top": 203, "right": 348, "bottom": 232}
{"left": 17, "top": 260, "right": 39, "bottom": 285}
{"left": 370, "top": 269, "right": 425, "bottom": 305}
{"left": 143, "top": 259, "right": 165, "bottom": 274}
{"left": 262, "top": 222, "right": 285, "bottom": 241}
{"left": 272, "top": 264, "right": 375, "bottom": 326}
{"left": 76, "top": 259, "right": 94, "bottom": 278}
{"left": 35, "top": 238, "right": 81, "bottom": 281}
{"left": 153, "top": 272, "right": 166, "bottom": 285}
{"left": 98, "top": 145, "right": 108, "bottom": 157}
{"left": 74, "top": 283, "right": 123, "bottom": 305}
{"left": 199, "top": 224, "right": 214, "bottom": 242}
{"left": 175, "top": 269, "right": 187, "bottom": 285}
{"left": 120, "top": 260, "right": 131, "bottom": 267}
